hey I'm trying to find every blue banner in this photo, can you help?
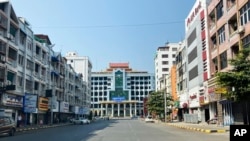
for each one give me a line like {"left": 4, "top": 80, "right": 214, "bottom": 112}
{"left": 23, "top": 93, "right": 37, "bottom": 113}
{"left": 112, "top": 97, "right": 125, "bottom": 102}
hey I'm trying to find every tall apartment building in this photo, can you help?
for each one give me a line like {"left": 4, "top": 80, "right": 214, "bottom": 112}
{"left": 91, "top": 63, "right": 155, "bottom": 117}
{"left": 154, "top": 42, "right": 180, "bottom": 91}
{"left": 207, "top": 0, "right": 250, "bottom": 125}
{"left": 0, "top": 0, "right": 88, "bottom": 125}
{"left": 65, "top": 51, "right": 92, "bottom": 113}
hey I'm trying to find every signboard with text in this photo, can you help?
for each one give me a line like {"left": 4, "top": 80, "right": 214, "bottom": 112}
{"left": 23, "top": 93, "right": 37, "bottom": 113}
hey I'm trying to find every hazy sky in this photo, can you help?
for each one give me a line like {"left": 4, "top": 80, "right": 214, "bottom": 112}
{"left": 11, "top": 0, "right": 195, "bottom": 73}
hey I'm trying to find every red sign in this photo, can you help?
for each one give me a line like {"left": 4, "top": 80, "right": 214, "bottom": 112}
{"left": 190, "top": 94, "right": 197, "bottom": 99}
{"left": 186, "top": 1, "right": 202, "bottom": 26}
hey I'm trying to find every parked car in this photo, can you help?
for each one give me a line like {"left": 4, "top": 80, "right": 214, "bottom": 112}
{"left": 145, "top": 116, "right": 154, "bottom": 123}
{"left": 0, "top": 116, "right": 16, "bottom": 136}
{"left": 72, "top": 117, "right": 90, "bottom": 125}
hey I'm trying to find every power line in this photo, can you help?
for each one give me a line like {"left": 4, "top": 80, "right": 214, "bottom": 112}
{"left": 33, "top": 21, "right": 185, "bottom": 29}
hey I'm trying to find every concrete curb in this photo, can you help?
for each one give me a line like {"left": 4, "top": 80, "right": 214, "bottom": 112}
{"left": 16, "top": 123, "right": 73, "bottom": 132}
{"left": 166, "top": 123, "right": 229, "bottom": 133}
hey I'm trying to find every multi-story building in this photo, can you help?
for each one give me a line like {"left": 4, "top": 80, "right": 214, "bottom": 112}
{"left": 207, "top": 0, "right": 250, "bottom": 125}
{"left": 0, "top": 0, "right": 24, "bottom": 119}
{"left": 65, "top": 51, "right": 92, "bottom": 114}
{"left": 184, "top": 0, "right": 211, "bottom": 123}
{"left": 0, "top": 0, "right": 88, "bottom": 125}
{"left": 91, "top": 63, "right": 155, "bottom": 117}
{"left": 175, "top": 41, "right": 189, "bottom": 120}
{"left": 154, "top": 42, "right": 180, "bottom": 91}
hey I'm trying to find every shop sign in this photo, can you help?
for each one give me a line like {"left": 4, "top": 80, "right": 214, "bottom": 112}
{"left": 199, "top": 96, "right": 204, "bottom": 104}
{"left": 38, "top": 97, "right": 49, "bottom": 111}
{"left": 190, "top": 94, "right": 197, "bottom": 99}
{"left": 60, "top": 101, "right": 69, "bottom": 113}
{"left": 24, "top": 93, "right": 37, "bottom": 113}
{"left": 215, "top": 87, "right": 227, "bottom": 94}
{"left": 2, "top": 93, "right": 23, "bottom": 107}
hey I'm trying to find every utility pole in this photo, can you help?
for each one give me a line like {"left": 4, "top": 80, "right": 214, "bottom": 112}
{"left": 164, "top": 74, "right": 167, "bottom": 123}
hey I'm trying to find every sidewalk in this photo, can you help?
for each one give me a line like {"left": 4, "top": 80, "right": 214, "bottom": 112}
{"left": 16, "top": 123, "right": 73, "bottom": 132}
{"left": 164, "top": 120, "right": 230, "bottom": 133}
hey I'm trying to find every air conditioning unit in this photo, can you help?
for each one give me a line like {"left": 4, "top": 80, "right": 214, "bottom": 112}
{"left": 6, "top": 33, "right": 14, "bottom": 41}
{"left": 0, "top": 55, "right": 5, "bottom": 63}
{"left": 238, "top": 26, "right": 245, "bottom": 34}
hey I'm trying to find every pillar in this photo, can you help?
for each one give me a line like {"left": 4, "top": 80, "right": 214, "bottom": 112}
{"left": 130, "top": 103, "right": 132, "bottom": 117}
{"left": 101, "top": 103, "right": 103, "bottom": 117}
{"left": 118, "top": 103, "right": 120, "bottom": 117}
{"left": 106, "top": 104, "right": 108, "bottom": 116}
{"left": 111, "top": 103, "right": 114, "bottom": 117}
{"left": 134, "top": 103, "right": 137, "bottom": 116}
{"left": 124, "top": 103, "right": 126, "bottom": 117}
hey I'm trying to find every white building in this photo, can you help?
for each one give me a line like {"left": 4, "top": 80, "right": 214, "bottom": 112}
{"left": 91, "top": 63, "right": 155, "bottom": 117}
{"left": 0, "top": 0, "right": 88, "bottom": 124}
{"left": 65, "top": 51, "right": 92, "bottom": 112}
{"left": 185, "top": 0, "right": 211, "bottom": 122}
{"left": 154, "top": 42, "right": 180, "bottom": 91}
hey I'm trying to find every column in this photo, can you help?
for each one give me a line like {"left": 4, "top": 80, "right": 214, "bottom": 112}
{"left": 101, "top": 103, "right": 103, "bottom": 117}
{"left": 130, "top": 103, "right": 132, "bottom": 117}
{"left": 118, "top": 103, "right": 120, "bottom": 117}
{"left": 123, "top": 103, "right": 126, "bottom": 117}
{"left": 134, "top": 103, "right": 137, "bottom": 116}
{"left": 106, "top": 104, "right": 108, "bottom": 116}
{"left": 111, "top": 104, "right": 114, "bottom": 117}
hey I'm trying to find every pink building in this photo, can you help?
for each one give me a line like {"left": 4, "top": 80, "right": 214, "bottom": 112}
{"left": 207, "top": 0, "right": 250, "bottom": 125}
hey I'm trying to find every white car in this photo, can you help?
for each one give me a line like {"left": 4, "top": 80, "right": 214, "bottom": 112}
{"left": 72, "top": 117, "right": 90, "bottom": 124}
{"left": 145, "top": 116, "right": 154, "bottom": 123}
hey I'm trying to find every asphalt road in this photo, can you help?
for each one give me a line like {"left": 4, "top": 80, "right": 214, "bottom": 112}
{"left": 0, "top": 119, "right": 229, "bottom": 141}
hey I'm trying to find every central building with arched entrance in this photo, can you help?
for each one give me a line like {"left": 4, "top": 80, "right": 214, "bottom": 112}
{"left": 91, "top": 63, "right": 155, "bottom": 118}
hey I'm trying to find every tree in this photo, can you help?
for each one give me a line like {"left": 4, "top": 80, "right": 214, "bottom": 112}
{"left": 146, "top": 91, "right": 173, "bottom": 119}
{"left": 216, "top": 47, "right": 250, "bottom": 101}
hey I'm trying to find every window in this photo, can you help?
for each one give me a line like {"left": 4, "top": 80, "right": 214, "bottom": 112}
{"left": 0, "top": 67, "right": 5, "bottom": 80}
{"left": 189, "top": 65, "right": 198, "bottom": 81}
{"left": 162, "top": 61, "right": 168, "bottom": 65}
{"left": 212, "top": 58, "right": 218, "bottom": 72}
{"left": 188, "top": 47, "right": 197, "bottom": 64}
{"left": 216, "top": 0, "right": 223, "bottom": 20}
{"left": 18, "top": 54, "right": 24, "bottom": 66}
{"left": 242, "top": 34, "right": 250, "bottom": 48}
{"left": 8, "top": 47, "right": 17, "bottom": 60}
{"left": 34, "top": 81, "right": 39, "bottom": 90}
{"left": 220, "top": 51, "right": 228, "bottom": 69}
{"left": 26, "top": 59, "right": 33, "bottom": 70}
{"left": 218, "top": 26, "right": 226, "bottom": 44}
{"left": 240, "top": 1, "right": 250, "bottom": 25}
{"left": 20, "top": 33, "right": 26, "bottom": 45}
{"left": 187, "top": 28, "right": 196, "bottom": 47}
{"left": 35, "top": 63, "right": 40, "bottom": 73}
{"left": 162, "top": 54, "right": 168, "bottom": 58}
{"left": 162, "top": 68, "right": 169, "bottom": 72}
{"left": 172, "top": 54, "right": 176, "bottom": 58}
{"left": 172, "top": 48, "right": 177, "bottom": 51}
{"left": 27, "top": 41, "right": 32, "bottom": 51}
{"left": 211, "top": 35, "right": 217, "bottom": 48}
{"left": 7, "top": 71, "right": 15, "bottom": 84}
{"left": 36, "top": 46, "right": 40, "bottom": 55}
{"left": 17, "top": 75, "right": 23, "bottom": 87}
